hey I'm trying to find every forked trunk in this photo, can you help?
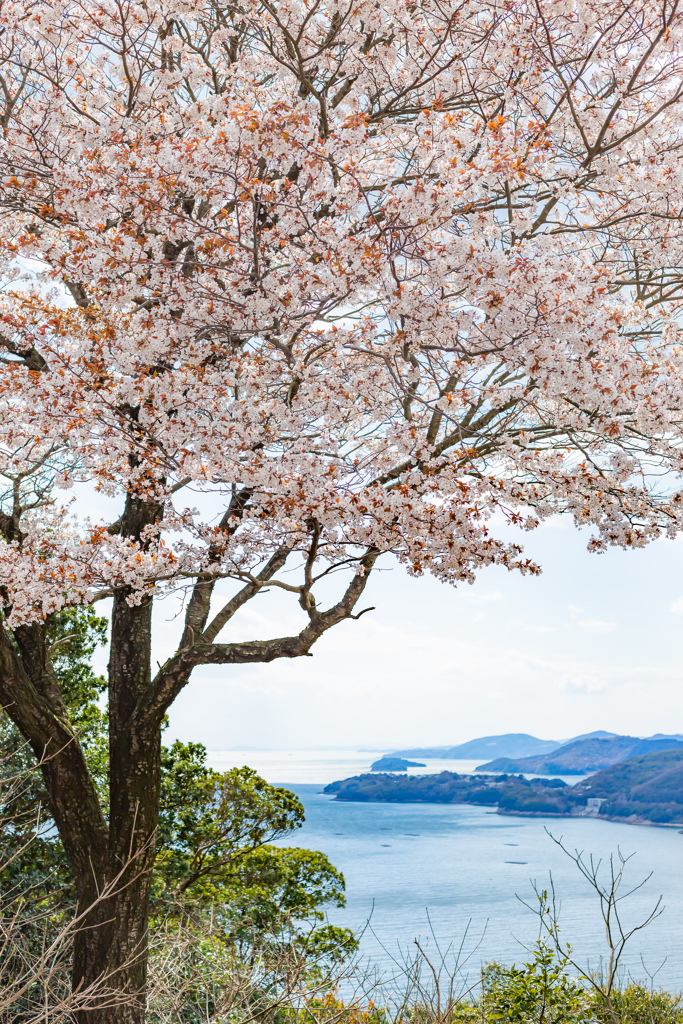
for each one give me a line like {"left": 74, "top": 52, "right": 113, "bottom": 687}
{"left": 0, "top": 489, "right": 377, "bottom": 1022}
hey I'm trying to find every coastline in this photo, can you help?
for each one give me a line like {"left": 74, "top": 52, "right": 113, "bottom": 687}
{"left": 331, "top": 797, "right": 683, "bottom": 829}
{"left": 498, "top": 807, "right": 683, "bottom": 828}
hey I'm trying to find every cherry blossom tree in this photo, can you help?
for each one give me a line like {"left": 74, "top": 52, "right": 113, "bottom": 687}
{"left": 2, "top": 0, "right": 683, "bottom": 1018}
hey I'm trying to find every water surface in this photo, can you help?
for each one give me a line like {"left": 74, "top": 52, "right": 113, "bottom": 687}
{"left": 208, "top": 750, "right": 683, "bottom": 989}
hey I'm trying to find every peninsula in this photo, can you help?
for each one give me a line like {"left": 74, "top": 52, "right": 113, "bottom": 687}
{"left": 323, "top": 749, "right": 683, "bottom": 826}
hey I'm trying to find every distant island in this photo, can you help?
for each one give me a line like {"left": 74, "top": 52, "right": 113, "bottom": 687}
{"left": 324, "top": 749, "right": 683, "bottom": 826}
{"left": 370, "top": 757, "right": 425, "bottom": 772}
{"left": 389, "top": 730, "right": 683, "bottom": 772}
{"left": 476, "top": 735, "right": 683, "bottom": 774}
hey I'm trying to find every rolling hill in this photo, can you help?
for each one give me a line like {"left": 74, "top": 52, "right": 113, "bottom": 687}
{"left": 575, "top": 749, "right": 683, "bottom": 823}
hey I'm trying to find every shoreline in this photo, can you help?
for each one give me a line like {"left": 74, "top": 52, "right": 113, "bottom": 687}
{"left": 330, "top": 796, "right": 683, "bottom": 830}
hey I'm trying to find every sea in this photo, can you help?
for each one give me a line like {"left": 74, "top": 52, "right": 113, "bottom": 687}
{"left": 207, "top": 749, "right": 683, "bottom": 991}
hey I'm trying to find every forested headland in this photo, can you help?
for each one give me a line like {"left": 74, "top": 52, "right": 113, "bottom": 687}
{"left": 325, "top": 750, "right": 683, "bottom": 826}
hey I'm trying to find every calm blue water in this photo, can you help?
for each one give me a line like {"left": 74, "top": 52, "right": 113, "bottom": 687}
{"left": 207, "top": 751, "right": 683, "bottom": 990}
{"left": 278, "top": 786, "right": 683, "bottom": 990}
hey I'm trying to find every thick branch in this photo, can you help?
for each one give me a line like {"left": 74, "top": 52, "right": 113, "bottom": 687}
{"left": 200, "top": 547, "right": 290, "bottom": 645}
{"left": 143, "top": 547, "right": 380, "bottom": 727}
{"left": 0, "top": 332, "right": 49, "bottom": 372}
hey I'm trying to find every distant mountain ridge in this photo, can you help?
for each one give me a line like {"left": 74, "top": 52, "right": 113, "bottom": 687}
{"left": 476, "top": 735, "right": 683, "bottom": 775}
{"left": 391, "top": 733, "right": 559, "bottom": 760}
{"left": 391, "top": 730, "right": 620, "bottom": 761}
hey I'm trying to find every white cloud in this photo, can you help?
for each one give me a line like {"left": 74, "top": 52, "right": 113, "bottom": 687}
{"left": 567, "top": 604, "right": 584, "bottom": 616}
{"left": 577, "top": 619, "right": 616, "bottom": 633}
{"left": 670, "top": 596, "right": 683, "bottom": 614}
{"left": 563, "top": 676, "right": 608, "bottom": 695}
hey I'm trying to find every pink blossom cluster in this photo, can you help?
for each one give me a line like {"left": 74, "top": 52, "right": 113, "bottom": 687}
{"left": 1, "top": 0, "right": 683, "bottom": 623}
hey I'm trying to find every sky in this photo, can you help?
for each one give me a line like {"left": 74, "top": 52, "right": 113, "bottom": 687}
{"left": 131, "top": 516, "right": 683, "bottom": 752}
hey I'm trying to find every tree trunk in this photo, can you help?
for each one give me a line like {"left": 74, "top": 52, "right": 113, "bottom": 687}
{"left": 72, "top": 869, "right": 152, "bottom": 1024}
{"left": 68, "top": 714, "right": 160, "bottom": 1024}
{"left": 0, "top": 614, "right": 161, "bottom": 1023}
{"left": 66, "top": 641, "right": 161, "bottom": 1022}
{"left": 69, "top": 559, "right": 164, "bottom": 1023}
{"left": 68, "top": 493, "right": 166, "bottom": 1022}
{"left": 68, "top": 651, "right": 161, "bottom": 1024}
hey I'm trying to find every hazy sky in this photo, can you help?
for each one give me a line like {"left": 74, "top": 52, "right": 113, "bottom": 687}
{"left": 129, "top": 516, "right": 683, "bottom": 752}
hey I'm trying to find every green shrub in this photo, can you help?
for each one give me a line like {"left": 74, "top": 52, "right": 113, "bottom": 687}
{"left": 481, "top": 944, "right": 593, "bottom": 1024}
{"left": 593, "top": 984, "right": 683, "bottom": 1024}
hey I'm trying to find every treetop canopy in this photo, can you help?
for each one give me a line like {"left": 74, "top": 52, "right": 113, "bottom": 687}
{"left": 1, "top": 0, "right": 683, "bottom": 625}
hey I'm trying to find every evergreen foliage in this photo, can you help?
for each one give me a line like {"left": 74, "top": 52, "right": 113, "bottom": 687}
{"left": 0, "top": 608, "right": 356, "bottom": 969}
